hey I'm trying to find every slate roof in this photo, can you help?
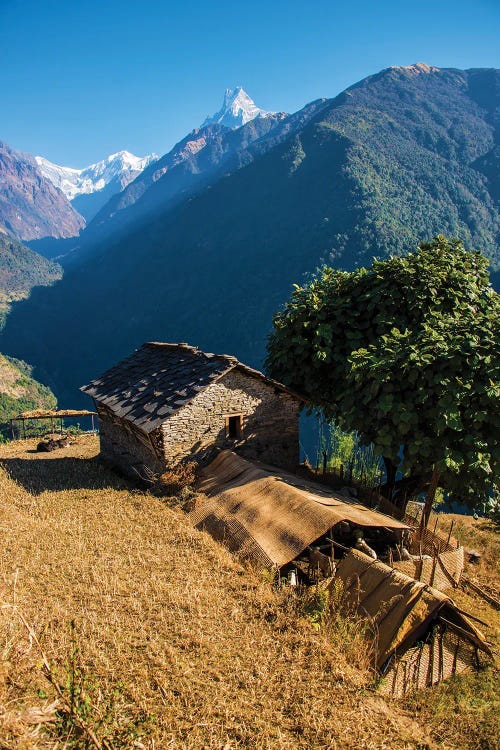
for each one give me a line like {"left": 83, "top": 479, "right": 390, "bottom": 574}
{"left": 81, "top": 342, "right": 303, "bottom": 434}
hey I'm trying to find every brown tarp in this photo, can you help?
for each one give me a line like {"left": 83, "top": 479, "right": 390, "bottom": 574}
{"left": 191, "top": 451, "right": 410, "bottom": 568}
{"left": 332, "top": 549, "right": 490, "bottom": 668}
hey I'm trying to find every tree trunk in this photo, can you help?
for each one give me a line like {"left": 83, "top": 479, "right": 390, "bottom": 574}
{"left": 421, "top": 466, "right": 440, "bottom": 529}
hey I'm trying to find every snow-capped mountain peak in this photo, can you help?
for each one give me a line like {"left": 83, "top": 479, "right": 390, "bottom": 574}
{"left": 35, "top": 150, "right": 158, "bottom": 201}
{"left": 202, "top": 86, "right": 274, "bottom": 129}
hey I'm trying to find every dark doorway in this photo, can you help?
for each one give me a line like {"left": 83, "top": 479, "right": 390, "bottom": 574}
{"left": 226, "top": 414, "right": 243, "bottom": 440}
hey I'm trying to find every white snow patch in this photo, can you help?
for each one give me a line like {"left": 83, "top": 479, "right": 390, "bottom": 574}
{"left": 202, "top": 87, "right": 274, "bottom": 129}
{"left": 35, "top": 150, "right": 158, "bottom": 200}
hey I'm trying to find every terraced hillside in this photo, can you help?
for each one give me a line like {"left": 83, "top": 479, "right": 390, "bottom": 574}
{"left": 0, "top": 435, "right": 438, "bottom": 749}
{"left": 1, "top": 436, "right": 498, "bottom": 749}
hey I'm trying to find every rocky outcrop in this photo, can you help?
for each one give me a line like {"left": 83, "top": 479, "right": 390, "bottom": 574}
{"left": 0, "top": 141, "right": 85, "bottom": 241}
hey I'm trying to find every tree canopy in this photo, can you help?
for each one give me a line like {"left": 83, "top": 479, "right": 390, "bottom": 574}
{"left": 266, "top": 236, "right": 499, "bottom": 508}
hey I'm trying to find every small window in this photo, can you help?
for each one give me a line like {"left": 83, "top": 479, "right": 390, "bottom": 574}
{"left": 226, "top": 414, "right": 243, "bottom": 440}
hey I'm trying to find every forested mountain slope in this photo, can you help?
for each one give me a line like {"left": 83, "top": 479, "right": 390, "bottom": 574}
{"left": 62, "top": 101, "right": 328, "bottom": 260}
{"left": 78, "top": 114, "right": 287, "bottom": 250}
{"left": 0, "top": 353, "right": 56, "bottom": 437}
{"left": 1, "top": 64, "right": 499, "bottom": 407}
{"left": 0, "top": 234, "right": 62, "bottom": 326}
{"left": 0, "top": 235, "right": 59, "bottom": 430}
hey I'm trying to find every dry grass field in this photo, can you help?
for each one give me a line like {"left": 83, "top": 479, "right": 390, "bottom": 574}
{"left": 0, "top": 436, "right": 497, "bottom": 749}
{"left": 399, "top": 511, "right": 499, "bottom": 750}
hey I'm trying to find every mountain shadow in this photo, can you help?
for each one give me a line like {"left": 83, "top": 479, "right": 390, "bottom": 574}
{"left": 1, "top": 64, "right": 499, "bottom": 409}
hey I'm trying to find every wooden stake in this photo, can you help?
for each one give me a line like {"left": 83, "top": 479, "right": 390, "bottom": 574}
{"left": 432, "top": 515, "right": 438, "bottom": 536}
{"left": 454, "top": 607, "right": 490, "bottom": 628}
{"left": 461, "top": 577, "right": 500, "bottom": 610}
{"left": 446, "top": 520, "right": 455, "bottom": 547}
{"left": 430, "top": 546, "right": 438, "bottom": 587}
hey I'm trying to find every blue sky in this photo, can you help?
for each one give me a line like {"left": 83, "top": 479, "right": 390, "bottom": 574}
{"left": 2, "top": 0, "right": 499, "bottom": 166}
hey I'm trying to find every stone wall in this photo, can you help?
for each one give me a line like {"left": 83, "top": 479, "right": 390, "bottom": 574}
{"left": 160, "top": 369, "right": 300, "bottom": 470}
{"left": 96, "top": 403, "right": 165, "bottom": 481}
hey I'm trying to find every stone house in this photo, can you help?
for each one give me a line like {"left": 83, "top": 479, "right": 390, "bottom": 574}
{"left": 81, "top": 342, "right": 304, "bottom": 480}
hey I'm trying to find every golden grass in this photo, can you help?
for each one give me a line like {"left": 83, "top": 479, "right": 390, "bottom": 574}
{"left": 399, "top": 511, "right": 500, "bottom": 750}
{"left": 426, "top": 511, "right": 500, "bottom": 653}
{"left": 402, "top": 668, "right": 500, "bottom": 750}
{"left": 0, "top": 436, "right": 436, "bottom": 749}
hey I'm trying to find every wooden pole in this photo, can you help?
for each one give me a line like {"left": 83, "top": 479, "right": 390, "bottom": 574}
{"left": 421, "top": 467, "right": 440, "bottom": 529}
{"left": 461, "top": 577, "right": 500, "bottom": 610}
{"left": 430, "top": 544, "right": 438, "bottom": 586}
{"left": 10, "top": 419, "right": 15, "bottom": 441}
{"left": 453, "top": 607, "right": 489, "bottom": 628}
{"left": 417, "top": 557, "right": 423, "bottom": 581}
{"left": 432, "top": 515, "right": 439, "bottom": 537}
{"left": 446, "top": 519, "right": 455, "bottom": 547}
{"left": 326, "top": 538, "right": 350, "bottom": 553}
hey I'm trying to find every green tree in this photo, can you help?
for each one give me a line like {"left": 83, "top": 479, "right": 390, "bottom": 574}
{"left": 266, "top": 236, "right": 499, "bottom": 523}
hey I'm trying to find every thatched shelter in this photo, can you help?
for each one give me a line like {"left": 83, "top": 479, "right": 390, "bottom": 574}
{"left": 10, "top": 409, "right": 97, "bottom": 439}
{"left": 190, "top": 451, "right": 411, "bottom": 569}
{"left": 332, "top": 549, "right": 491, "bottom": 696}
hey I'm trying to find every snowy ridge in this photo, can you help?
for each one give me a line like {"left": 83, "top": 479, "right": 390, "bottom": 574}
{"left": 35, "top": 150, "right": 158, "bottom": 201}
{"left": 202, "top": 87, "right": 274, "bottom": 129}
{"left": 390, "top": 63, "right": 440, "bottom": 74}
